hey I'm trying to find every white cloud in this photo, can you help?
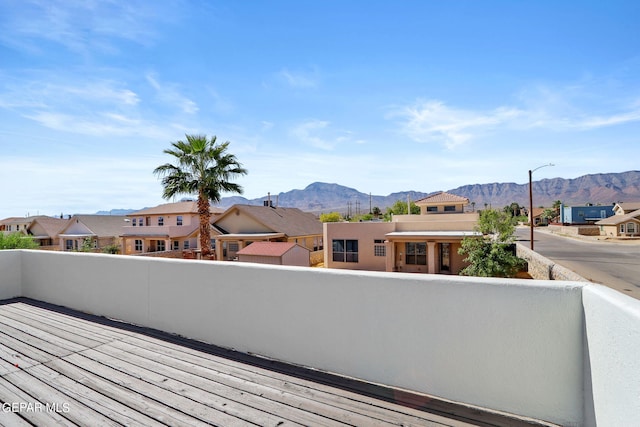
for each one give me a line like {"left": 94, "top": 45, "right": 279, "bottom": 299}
{"left": 290, "top": 120, "right": 362, "bottom": 151}
{"left": 278, "top": 68, "right": 319, "bottom": 88}
{"left": 146, "top": 74, "right": 199, "bottom": 114}
{"left": 395, "top": 100, "right": 522, "bottom": 149}
{"left": 394, "top": 89, "right": 640, "bottom": 148}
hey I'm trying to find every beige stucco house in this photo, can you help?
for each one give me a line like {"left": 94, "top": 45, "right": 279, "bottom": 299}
{"left": 26, "top": 216, "right": 69, "bottom": 249}
{"left": 211, "top": 204, "right": 323, "bottom": 263}
{"left": 324, "top": 191, "right": 480, "bottom": 274}
{"left": 58, "top": 215, "right": 127, "bottom": 251}
{"left": 0, "top": 217, "right": 34, "bottom": 235}
{"left": 595, "top": 202, "right": 640, "bottom": 237}
{"left": 121, "top": 201, "right": 223, "bottom": 255}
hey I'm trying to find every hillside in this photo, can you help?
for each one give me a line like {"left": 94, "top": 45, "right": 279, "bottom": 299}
{"left": 216, "top": 170, "right": 640, "bottom": 213}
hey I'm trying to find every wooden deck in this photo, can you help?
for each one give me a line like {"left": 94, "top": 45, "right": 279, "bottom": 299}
{"left": 0, "top": 298, "right": 547, "bottom": 427}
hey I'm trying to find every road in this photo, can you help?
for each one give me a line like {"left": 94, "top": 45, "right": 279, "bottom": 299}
{"left": 514, "top": 227, "right": 640, "bottom": 300}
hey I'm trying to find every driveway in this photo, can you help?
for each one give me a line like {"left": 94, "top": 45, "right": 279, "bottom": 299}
{"left": 515, "top": 226, "right": 640, "bottom": 300}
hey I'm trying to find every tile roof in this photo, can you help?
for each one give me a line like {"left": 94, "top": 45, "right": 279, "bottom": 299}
{"left": 236, "top": 241, "right": 304, "bottom": 257}
{"left": 214, "top": 205, "right": 322, "bottom": 237}
{"left": 415, "top": 191, "right": 469, "bottom": 205}
{"left": 131, "top": 201, "right": 223, "bottom": 216}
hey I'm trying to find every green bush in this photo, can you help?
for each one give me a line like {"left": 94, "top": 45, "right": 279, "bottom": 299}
{"left": 0, "top": 232, "right": 39, "bottom": 250}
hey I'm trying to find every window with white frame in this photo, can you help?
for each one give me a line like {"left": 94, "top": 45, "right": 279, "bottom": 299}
{"left": 177, "top": 216, "right": 183, "bottom": 226}
{"left": 620, "top": 224, "right": 625, "bottom": 233}
{"left": 173, "top": 241, "right": 179, "bottom": 250}
{"left": 184, "top": 240, "right": 190, "bottom": 249}
{"left": 374, "top": 239, "right": 386, "bottom": 257}
{"left": 627, "top": 223, "right": 636, "bottom": 234}
{"left": 135, "top": 240, "right": 142, "bottom": 251}
{"left": 157, "top": 240, "right": 166, "bottom": 251}
{"left": 158, "top": 216, "right": 164, "bottom": 226}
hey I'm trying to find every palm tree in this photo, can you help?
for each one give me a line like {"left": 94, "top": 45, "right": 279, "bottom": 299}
{"left": 154, "top": 134, "right": 247, "bottom": 258}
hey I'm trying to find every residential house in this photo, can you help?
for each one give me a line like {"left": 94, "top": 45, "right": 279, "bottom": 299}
{"left": 58, "top": 215, "right": 127, "bottom": 251}
{"left": 324, "top": 191, "right": 480, "bottom": 274}
{"left": 0, "top": 216, "right": 34, "bottom": 235}
{"left": 121, "top": 201, "right": 224, "bottom": 255}
{"left": 236, "top": 241, "right": 310, "bottom": 267}
{"left": 595, "top": 201, "right": 640, "bottom": 237}
{"left": 26, "top": 216, "right": 70, "bottom": 249}
{"left": 211, "top": 204, "right": 323, "bottom": 263}
{"left": 560, "top": 204, "right": 614, "bottom": 225}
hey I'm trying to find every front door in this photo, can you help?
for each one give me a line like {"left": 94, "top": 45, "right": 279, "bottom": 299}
{"left": 440, "top": 243, "right": 451, "bottom": 272}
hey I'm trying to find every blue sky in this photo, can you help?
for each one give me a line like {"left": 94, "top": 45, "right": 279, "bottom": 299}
{"left": 1, "top": 0, "right": 639, "bottom": 218}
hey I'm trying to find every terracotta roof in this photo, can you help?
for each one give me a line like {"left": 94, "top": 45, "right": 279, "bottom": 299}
{"left": 130, "top": 201, "right": 223, "bottom": 216}
{"left": 237, "top": 241, "right": 306, "bottom": 257}
{"left": 214, "top": 205, "right": 322, "bottom": 237}
{"left": 415, "top": 191, "right": 469, "bottom": 205}
{"left": 596, "top": 209, "right": 640, "bottom": 225}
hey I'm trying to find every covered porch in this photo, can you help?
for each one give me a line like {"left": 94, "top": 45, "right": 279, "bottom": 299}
{"left": 385, "top": 231, "right": 480, "bottom": 274}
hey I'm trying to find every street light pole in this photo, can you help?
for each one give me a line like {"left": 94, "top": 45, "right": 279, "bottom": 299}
{"left": 529, "top": 163, "right": 554, "bottom": 250}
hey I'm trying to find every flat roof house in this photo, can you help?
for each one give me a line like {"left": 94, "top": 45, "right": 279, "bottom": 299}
{"left": 121, "top": 201, "right": 223, "bottom": 255}
{"left": 325, "top": 192, "right": 480, "bottom": 274}
{"left": 211, "top": 204, "right": 323, "bottom": 264}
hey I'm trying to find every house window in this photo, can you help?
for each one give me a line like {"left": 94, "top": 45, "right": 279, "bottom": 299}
{"left": 374, "top": 239, "right": 386, "bottom": 257}
{"left": 620, "top": 224, "right": 625, "bottom": 233}
{"left": 173, "top": 241, "right": 179, "bottom": 250}
{"left": 184, "top": 240, "right": 190, "bottom": 249}
{"left": 132, "top": 218, "right": 136, "bottom": 226}
{"left": 427, "top": 206, "right": 438, "bottom": 212}
{"left": 440, "top": 243, "right": 451, "bottom": 271}
{"left": 156, "top": 240, "right": 166, "bottom": 251}
{"left": 135, "top": 240, "right": 142, "bottom": 251}
{"left": 139, "top": 217, "right": 144, "bottom": 227}
{"left": 66, "top": 240, "right": 74, "bottom": 251}
{"left": 332, "top": 239, "right": 358, "bottom": 263}
{"left": 405, "top": 242, "right": 427, "bottom": 265}
{"left": 16, "top": 225, "right": 20, "bottom": 231}
{"left": 228, "top": 242, "right": 239, "bottom": 252}
{"left": 444, "top": 205, "right": 456, "bottom": 212}
{"left": 158, "top": 216, "right": 164, "bottom": 226}
{"left": 627, "top": 223, "right": 636, "bottom": 234}
{"left": 177, "top": 216, "right": 183, "bottom": 226}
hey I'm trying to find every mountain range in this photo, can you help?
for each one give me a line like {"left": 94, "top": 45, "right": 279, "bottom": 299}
{"left": 98, "top": 170, "right": 640, "bottom": 215}
{"left": 216, "top": 170, "right": 640, "bottom": 213}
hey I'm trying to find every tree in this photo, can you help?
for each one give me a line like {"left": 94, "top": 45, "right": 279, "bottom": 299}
{"left": 384, "top": 199, "right": 420, "bottom": 220}
{"left": 320, "top": 212, "right": 342, "bottom": 222}
{"left": 458, "top": 209, "right": 525, "bottom": 278}
{"left": 0, "top": 232, "right": 38, "bottom": 250}
{"left": 154, "top": 134, "right": 247, "bottom": 258}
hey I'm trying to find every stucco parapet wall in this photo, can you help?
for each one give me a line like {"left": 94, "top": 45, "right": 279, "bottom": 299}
{"left": 516, "top": 243, "right": 588, "bottom": 282}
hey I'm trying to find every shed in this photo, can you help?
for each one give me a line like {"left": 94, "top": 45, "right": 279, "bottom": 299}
{"left": 236, "top": 241, "right": 310, "bottom": 267}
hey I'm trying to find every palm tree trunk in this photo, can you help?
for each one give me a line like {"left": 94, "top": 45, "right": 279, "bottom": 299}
{"left": 198, "top": 192, "right": 212, "bottom": 258}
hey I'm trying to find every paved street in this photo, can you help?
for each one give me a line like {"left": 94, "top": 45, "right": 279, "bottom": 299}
{"left": 515, "top": 226, "right": 640, "bottom": 300}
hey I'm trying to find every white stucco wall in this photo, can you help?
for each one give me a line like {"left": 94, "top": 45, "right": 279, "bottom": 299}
{"left": 0, "top": 250, "right": 21, "bottom": 299}
{"left": 583, "top": 285, "right": 640, "bottom": 425}
{"left": 7, "top": 250, "right": 592, "bottom": 425}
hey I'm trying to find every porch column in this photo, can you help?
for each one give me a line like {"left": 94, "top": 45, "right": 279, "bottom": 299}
{"left": 215, "top": 239, "right": 223, "bottom": 261}
{"left": 427, "top": 241, "right": 437, "bottom": 274}
{"left": 385, "top": 240, "right": 395, "bottom": 272}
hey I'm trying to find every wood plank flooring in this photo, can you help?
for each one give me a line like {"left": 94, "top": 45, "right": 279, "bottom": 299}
{"left": 0, "top": 298, "right": 549, "bottom": 427}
